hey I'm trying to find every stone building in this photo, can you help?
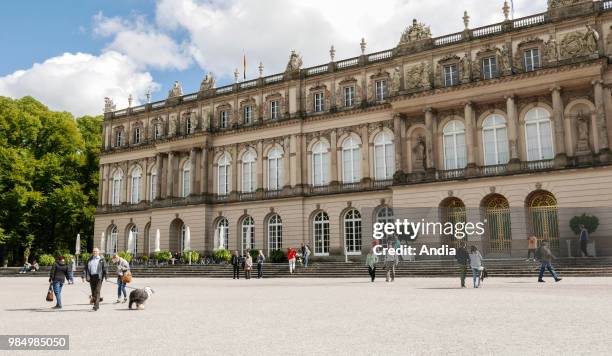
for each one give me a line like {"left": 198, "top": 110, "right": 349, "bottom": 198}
{"left": 95, "top": 0, "right": 612, "bottom": 259}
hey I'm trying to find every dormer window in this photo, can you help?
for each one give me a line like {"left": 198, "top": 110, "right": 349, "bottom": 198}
{"left": 524, "top": 48, "right": 540, "bottom": 72}
{"left": 443, "top": 64, "right": 459, "bottom": 87}
{"left": 219, "top": 110, "right": 229, "bottom": 129}
{"left": 133, "top": 127, "right": 141, "bottom": 144}
{"left": 243, "top": 105, "right": 252, "bottom": 125}
{"left": 344, "top": 86, "right": 355, "bottom": 107}
{"left": 314, "top": 92, "right": 324, "bottom": 112}
{"left": 270, "top": 100, "right": 280, "bottom": 119}
{"left": 375, "top": 80, "right": 387, "bottom": 101}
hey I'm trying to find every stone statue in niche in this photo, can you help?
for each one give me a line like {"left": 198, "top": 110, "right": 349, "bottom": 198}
{"left": 461, "top": 53, "right": 470, "bottom": 82}
{"left": 543, "top": 38, "right": 558, "bottom": 63}
{"left": 391, "top": 66, "right": 401, "bottom": 94}
{"left": 584, "top": 24, "right": 600, "bottom": 54}
{"left": 421, "top": 63, "right": 431, "bottom": 89}
{"left": 500, "top": 44, "right": 511, "bottom": 74}
{"left": 576, "top": 111, "right": 590, "bottom": 153}
{"left": 413, "top": 136, "right": 426, "bottom": 171}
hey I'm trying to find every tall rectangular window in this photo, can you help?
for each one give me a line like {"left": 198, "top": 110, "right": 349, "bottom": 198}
{"left": 443, "top": 64, "right": 459, "bottom": 87}
{"left": 314, "top": 92, "right": 324, "bottom": 112}
{"left": 344, "top": 86, "right": 355, "bottom": 107}
{"left": 115, "top": 131, "right": 123, "bottom": 147}
{"left": 133, "top": 127, "right": 141, "bottom": 144}
{"left": 524, "top": 48, "right": 540, "bottom": 72}
{"left": 375, "top": 80, "right": 386, "bottom": 101}
{"left": 219, "top": 110, "right": 228, "bottom": 129}
{"left": 154, "top": 124, "right": 161, "bottom": 139}
{"left": 243, "top": 105, "right": 252, "bottom": 125}
{"left": 149, "top": 173, "right": 157, "bottom": 201}
{"left": 482, "top": 57, "right": 497, "bottom": 80}
{"left": 270, "top": 100, "right": 279, "bottom": 119}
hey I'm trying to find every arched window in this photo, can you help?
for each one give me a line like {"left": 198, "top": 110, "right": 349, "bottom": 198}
{"left": 108, "top": 225, "right": 118, "bottom": 254}
{"left": 182, "top": 160, "right": 191, "bottom": 197}
{"left": 111, "top": 169, "right": 123, "bottom": 206}
{"left": 525, "top": 108, "right": 554, "bottom": 161}
{"left": 215, "top": 218, "right": 229, "bottom": 250}
{"left": 313, "top": 211, "right": 330, "bottom": 255}
{"left": 482, "top": 115, "right": 509, "bottom": 165}
{"left": 149, "top": 166, "right": 157, "bottom": 201}
{"left": 312, "top": 141, "right": 330, "bottom": 186}
{"left": 128, "top": 225, "right": 139, "bottom": 255}
{"left": 373, "top": 132, "right": 395, "bottom": 180}
{"left": 130, "top": 167, "right": 142, "bottom": 204}
{"left": 180, "top": 224, "right": 187, "bottom": 252}
{"left": 443, "top": 120, "right": 467, "bottom": 170}
{"left": 217, "top": 153, "right": 231, "bottom": 195}
{"left": 242, "top": 151, "right": 256, "bottom": 192}
{"left": 342, "top": 136, "right": 361, "bottom": 183}
{"left": 376, "top": 206, "right": 394, "bottom": 246}
{"left": 344, "top": 209, "right": 362, "bottom": 254}
{"left": 268, "top": 214, "right": 283, "bottom": 251}
{"left": 241, "top": 216, "right": 255, "bottom": 253}
{"left": 268, "top": 147, "right": 283, "bottom": 191}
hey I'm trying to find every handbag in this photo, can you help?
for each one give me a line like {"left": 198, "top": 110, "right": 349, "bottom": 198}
{"left": 46, "top": 284, "right": 54, "bottom": 302}
{"left": 121, "top": 271, "right": 132, "bottom": 284}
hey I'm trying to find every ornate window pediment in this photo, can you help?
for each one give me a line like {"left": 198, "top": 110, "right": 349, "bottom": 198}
{"left": 264, "top": 93, "right": 285, "bottom": 120}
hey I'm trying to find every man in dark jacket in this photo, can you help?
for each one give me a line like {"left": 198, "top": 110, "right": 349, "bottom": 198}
{"left": 49, "top": 256, "right": 70, "bottom": 309}
{"left": 538, "top": 240, "right": 562, "bottom": 283}
{"left": 455, "top": 241, "right": 470, "bottom": 288}
{"left": 231, "top": 250, "right": 241, "bottom": 279}
{"left": 82, "top": 248, "right": 108, "bottom": 311}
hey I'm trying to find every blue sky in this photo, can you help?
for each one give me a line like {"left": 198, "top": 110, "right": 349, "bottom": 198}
{"left": 0, "top": 0, "right": 545, "bottom": 116}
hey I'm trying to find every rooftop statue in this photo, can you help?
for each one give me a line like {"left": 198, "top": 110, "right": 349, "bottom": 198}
{"left": 398, "top": 19, "right": 432, "bottom": 46}
{"left": 104, "top": 97, "right": 116, "bottom": 113}
{"left": 200, "top": 73, "right": 216, "bottom": 92}
{"left": 285, "top": 50, "right": 303, "bottom": 73}
{"left": 168, "top": 81, "right": 183, "bottom": 98}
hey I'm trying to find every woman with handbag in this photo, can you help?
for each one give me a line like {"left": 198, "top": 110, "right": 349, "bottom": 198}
{"left": 111, "top": 254, "right": 130, "bottom": 303}
{"left": 48, "top": 256, "right": 69, "bottom": 309}
{"left": 244, "top": 252, "right": 253, "bottom": 280}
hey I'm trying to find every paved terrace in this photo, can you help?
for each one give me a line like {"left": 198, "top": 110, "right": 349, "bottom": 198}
{"left": 1, "top": 277, "right": 610, "bottom": 355}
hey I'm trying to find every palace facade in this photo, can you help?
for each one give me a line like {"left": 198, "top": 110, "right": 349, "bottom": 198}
{"left": 95, "top": 0, "right": 612, "bottom": 259}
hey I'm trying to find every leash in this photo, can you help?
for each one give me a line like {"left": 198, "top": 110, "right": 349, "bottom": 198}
{"left": 105, "top": 279, "right": 141, "bottom": 290}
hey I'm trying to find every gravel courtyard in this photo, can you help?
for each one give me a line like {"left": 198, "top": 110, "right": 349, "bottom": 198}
{"left": 1, "top": 277, "right": 611, "bottom": 355}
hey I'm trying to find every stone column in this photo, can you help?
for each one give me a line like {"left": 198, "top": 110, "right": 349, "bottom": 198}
{"left": 282, "top": 137, "right": 291, "bottom": 188}
{"left": 200, "top": 147, "right": 208, "bottom": 194}
{"left": 424, "top": 108, "right": 435, "bottom": 171}
{"left": 505, "top": 96, "right": 520, "bottom": 162}
{"left": 551, "top": 86, "right": 567, "bottom": 166}
{"left": 231, "top": 145, "right": 238, "bottom": 194}
{"left": 464, "top": 102, "right": 476, "bottom": 167}
{"left": 156, "top": 153, "right": 163, "bottom": 200}
{"left": 190, "top": 148, "right": 197, "bottom": 195}
{"left": 593, "top": 80, "right": 609, "bottom": 156}
{"left": 393, "top": 113, "right": 405, "bottom": 172}
{"left": 98, "top": 165, "right": 105, "bottom": 206}
{"left": 300, "top": 134, "right": 308, "bottom": 187}
{"left": 167, "top": 152, "right": 175, "bottom": 198}
{"left": 256, "top": 140, "right": 264, "bottom": 191}
{"left": 603, "top": 85, "right": 612, "bottom": 155}
{"left": 121, "top": 161, "right": 129, "bottom": 203}
{"left": 330, "top": 130, "right": 338, "bottom": 184}
{"left": 360, "top": 125, "right": 371, "bottom": 182}
{"left": 289, "top": 135, "right": 299, "bottom": 187}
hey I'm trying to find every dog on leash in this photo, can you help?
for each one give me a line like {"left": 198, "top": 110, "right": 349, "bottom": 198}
{"left": 128, "top": 286, "right": 154, "bottom": 310}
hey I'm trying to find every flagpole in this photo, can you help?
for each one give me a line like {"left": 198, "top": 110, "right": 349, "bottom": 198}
{"left": 243, "top": 51, "right": 247, "bottom": 80}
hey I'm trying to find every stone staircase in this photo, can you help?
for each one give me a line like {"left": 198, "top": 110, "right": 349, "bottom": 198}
{"left": 3, "top": 257, "right": 612, "bottom": 278}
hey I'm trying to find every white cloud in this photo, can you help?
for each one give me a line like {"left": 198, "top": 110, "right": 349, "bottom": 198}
{"left": 154, "top": 0, "right": 546, "bottom": 79}
{"left": 0, "top": 51, "right": 158, "bottom": 116}
{"left": 93, "top": 12, "right": 192, "bottom": 71}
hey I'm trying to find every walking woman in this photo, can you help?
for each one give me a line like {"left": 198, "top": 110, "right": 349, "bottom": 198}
{"left": 366, "top": 248, "right": 378, "bottom": 282}
{"left": 49, "top": 256, "right": 69, "bottom": 309}
{"left": 112, "top": 253, "right": 130, "bottom": 303}
{"left": 468, "top": 246, "right": 483, "bottom": 288}
{"left": 244, "top": 252, "right": 253, "bottom": 280}
{"left": 256, "top": 250, "right": 265, "bottom": 279}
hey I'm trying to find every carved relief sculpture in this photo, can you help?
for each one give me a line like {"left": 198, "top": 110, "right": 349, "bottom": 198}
{"left": 559, "top": 26, "right": 599, "bottom": 59}
{"left": 543, "top": 38, "right": 558, "bottom": 64}
{"left": 547, "top": 0, "right": 588, "bottom": 9}
{"left": 391, "top": 66, "right": 401, "bottom": 94}
{"left": 500, "top": 44, "right": 512, "bottom": 75}
{"left": 405, "top": 62, "right": 431, "bottom": 91}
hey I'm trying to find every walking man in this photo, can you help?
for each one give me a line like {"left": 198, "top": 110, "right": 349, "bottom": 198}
{"left": 83, "top": 248, "right": 108, "bottom": 311}
{"left": 538, "top": 240, "right": 562, "bottom": 283}
{"left": 231, "top": 250, "right": 240, "bottom": 279}
{"left": 455, "top": 241, "right": 470, "bottom": 288}
{"left": 301, "top": 243, "right": 311, "bottom": 268}
{"left": 366, "top": 248, "right": 378, "bottom": 282}
{"left": 527, "top": 235, "right": 537, "bottom": 261}
{"left": 256, "top": 250, "right": 265, "bottom": 279}
{"left": 384, "top": 242, "right": 398, "bottom": 282}
{"left": 579, "top": 224, "right": 590, "bottom": 257}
